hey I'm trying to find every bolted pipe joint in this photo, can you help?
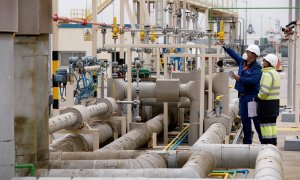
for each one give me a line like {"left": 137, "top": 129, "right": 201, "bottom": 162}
{"left": 61, "top": 105, "right": 91, "bottom": 130}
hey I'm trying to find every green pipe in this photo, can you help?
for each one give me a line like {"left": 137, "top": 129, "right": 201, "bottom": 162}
{"left": 209, "top": 7, "right": 300, "bottom": 30}
{"left": 211, "top": 169, "right": 249, "bottom": 179}
{"left": 15, "top": 164, "right": 35, "bottom": 176}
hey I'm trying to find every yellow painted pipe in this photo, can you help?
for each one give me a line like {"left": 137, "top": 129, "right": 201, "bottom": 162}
{"left": 164, "top": 125, "right": 189, "bottom": 150}
{"left": 209, "top": 172, "right": 230, "bottom": 179}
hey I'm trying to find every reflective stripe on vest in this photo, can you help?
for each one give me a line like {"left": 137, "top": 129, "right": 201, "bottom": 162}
{"left": 260, "top": 123, "right": 277, "bottom": 139}
{"left": 258, "top": 68, "right": 280, "bottom": 100}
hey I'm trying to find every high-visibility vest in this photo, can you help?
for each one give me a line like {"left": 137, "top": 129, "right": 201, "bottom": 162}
{"left": 258, "top": 67, "right": 280, "bottom": 100}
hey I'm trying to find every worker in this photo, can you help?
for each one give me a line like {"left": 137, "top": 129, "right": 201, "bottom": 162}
{"left": 223, "top": 44, "right": 263, "bottom": 144}
{"left": 254, "top": 54, "right": 280, "bottom": 146}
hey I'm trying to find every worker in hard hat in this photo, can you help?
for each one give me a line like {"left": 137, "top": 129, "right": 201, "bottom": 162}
{"left": 223, "top": 44, "right": 263, "bottom": 144}
{"left": 254, "top": 54, "right": 280, "bottom": 146}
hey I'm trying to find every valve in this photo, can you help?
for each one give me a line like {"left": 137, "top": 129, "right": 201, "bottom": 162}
{"left": 140, "top": 31, "right": 145, "bottom": 42}
{"left": 214, "top": 95, "right": 224, "bottom": 116}
{"left": 150, "top": 31, "right": 156, "bottom": 43}
{"left": 112, "top": 17, "right": 119, "bottom": 39}
{"left": 216, "top": 20, "right": 224, "bottom": 43}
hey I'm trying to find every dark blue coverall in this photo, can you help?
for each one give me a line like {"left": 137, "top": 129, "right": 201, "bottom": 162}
{"left": 223, "top": 47, "right": 263, "bottom": 144}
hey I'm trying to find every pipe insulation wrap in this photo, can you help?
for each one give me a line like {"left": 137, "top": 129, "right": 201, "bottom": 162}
{"left": 36, "top": 151, "right": 215, "bottom": 178}
{"left": 191, "top": 123, "right": 226, "bottom": 145}
{"left": 254, "top": 145, "right": 284, "bottom": 180}
{"left": 87, "top": 103, "right": 109, "bottom": 117}
{"left": 50, "top": 121, "right": 118, "bottom": 152}
{"left": 50, "top": 150, "right": 140, "bottom": 160}
{"left": 191, "top": 144, "right": 264, "bottom": 168}
{"left": 61, "top": 105, "right": 91, "bottom": 130}
{"left": 101, "top": 114, "right": 164, "bottom": 150}
{"left": 86, "top": 121, "right": 113, "bottom": 145}
{"left": 49, "top": 134, "right": 89, "bottom": 152}
{"left": 44, "top": 152, "right": 166, "bottom": 169}
{"left": 49, "top": 112, "right": 77, "bottom": 134}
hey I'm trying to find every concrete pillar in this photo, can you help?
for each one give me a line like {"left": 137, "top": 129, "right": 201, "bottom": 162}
{"left": 0, "top": 0, "right": 18, "bottom": 179}
{"left": 0, "top": 33, "right": 16, "bottom": 180}
{"left": 14, "top": 35, "right": 50, "bottom": 174}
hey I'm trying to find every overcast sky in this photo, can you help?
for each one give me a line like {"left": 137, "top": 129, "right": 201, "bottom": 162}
{"left": 59, "top": 0, "right": 294, "bottom": 37}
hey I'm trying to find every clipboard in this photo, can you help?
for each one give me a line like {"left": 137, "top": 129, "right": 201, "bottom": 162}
{"left": 248, "top": 101, "right": 257, "bottom": 117}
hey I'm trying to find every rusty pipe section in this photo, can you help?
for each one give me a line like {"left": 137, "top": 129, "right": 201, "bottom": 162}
{"left": 191, "top": 123, "right": 226, "bottom": 146}
{"left": 49, "top": 97, "right": 117, "bottom": 133}
{"left": 36, "top": 151, "right": 215, "bottom": 178}
{"left": 43, "top": 152, "right": 166, "bottom": 169}
{"left": 101, "top": 114, "right": 164, "bottom": 150}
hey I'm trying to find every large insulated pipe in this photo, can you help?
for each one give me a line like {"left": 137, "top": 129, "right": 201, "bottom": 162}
{"left": 179, "top": 70, "right": 201, "bottom": 145}
{"left": 191, "top": 123, "right": 226, "bottom": 145}
{"left": 49, "top": 97, "right": 117, "bottom": 134}
{"left": 191, "top": 144, "right": 264, "bottom": 168}
{"left": 43, "top": 152, "right": 166, "bottom": 169}
{"left": 36, "top": 151, "right": 215, "bottom": 178}
{"left": 205, "top": 72, "right": 230, "bottom": 115}
{"left": 49, "top": 112, "right": 78, "bottom": 134}
{"left": 49, "top": 119, "right": 122, "bottom": 152}
{"left": 50, "top": 150, "right": 142, "bottom": 160}
{"left": 254, "top": 145, "right": 284, "bottom": 180}
{"left": 49, "top": 134, "right": 89, "bottom": 152}
{"left": 101, "top": 114, "right": 164, "bottom": 150}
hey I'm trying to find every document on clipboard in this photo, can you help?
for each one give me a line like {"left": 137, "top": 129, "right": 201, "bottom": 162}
{"left": 248, "top": 101, "right": 257, "bottom": 117}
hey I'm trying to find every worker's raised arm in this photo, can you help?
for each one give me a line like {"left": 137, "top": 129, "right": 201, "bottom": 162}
{"left": 223, "top": 46, "right": 244, "bottom": 65}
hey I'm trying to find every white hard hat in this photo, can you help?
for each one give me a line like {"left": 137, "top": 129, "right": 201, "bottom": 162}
{"left": 246, "top": 44, "right": 260, "bottom": 56}
{"left": 242, "top": 53, "right": 247, "bottom": 60}
{"left": 263, "top": 54, "right": 278, "bottom": 67}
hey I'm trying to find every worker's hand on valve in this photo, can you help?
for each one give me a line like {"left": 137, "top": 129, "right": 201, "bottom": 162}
{"left": 233, "top": 74, "right": 240, "bottom": 81}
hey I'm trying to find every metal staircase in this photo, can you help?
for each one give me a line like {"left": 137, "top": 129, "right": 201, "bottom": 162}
{"left": 70, "top": 0, "right": 114, "bottom": 20}
{"left": 86, "top": 0, "right": 114, "bottom": 20}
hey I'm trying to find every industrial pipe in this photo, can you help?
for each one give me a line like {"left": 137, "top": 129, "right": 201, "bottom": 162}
{"left": 49, "top": 112, "right": 77, "bottom": 134}
{"left": 49, "top": 119, "right": 123, "bottom": 152}
{"left": 191, "top": 144, "right": 263, "bottom": 168}
{"left": 42, "top": 152, "right": 166, "bottom": 169}
{"left": 49, "top": 134, "right": 89, "bottom": 152}
{"left": 36, "top": 151, "right": 215, "bottom": 178}
{"left": 49, "top": 98, "right": 117, "bottom": 134}
{"left": 15, "top": 164, "right": 35, "bottom": 176}
{"left": 100, "top": 114, "right": 164, "bottom": 150}
{"left": 191, "top": 123, "right": 226, "bottom": 146}
{"left": 209, "top": 7, "right": 300, "bottom": 31}
{"left": 52, "top": 14, "right": 111, "bottom": 27}
{"left": 254, "top": 145, "right": 284, "bottom": 180}
{"left": 50, "top": 150, "right": 142, "bottom": 160}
